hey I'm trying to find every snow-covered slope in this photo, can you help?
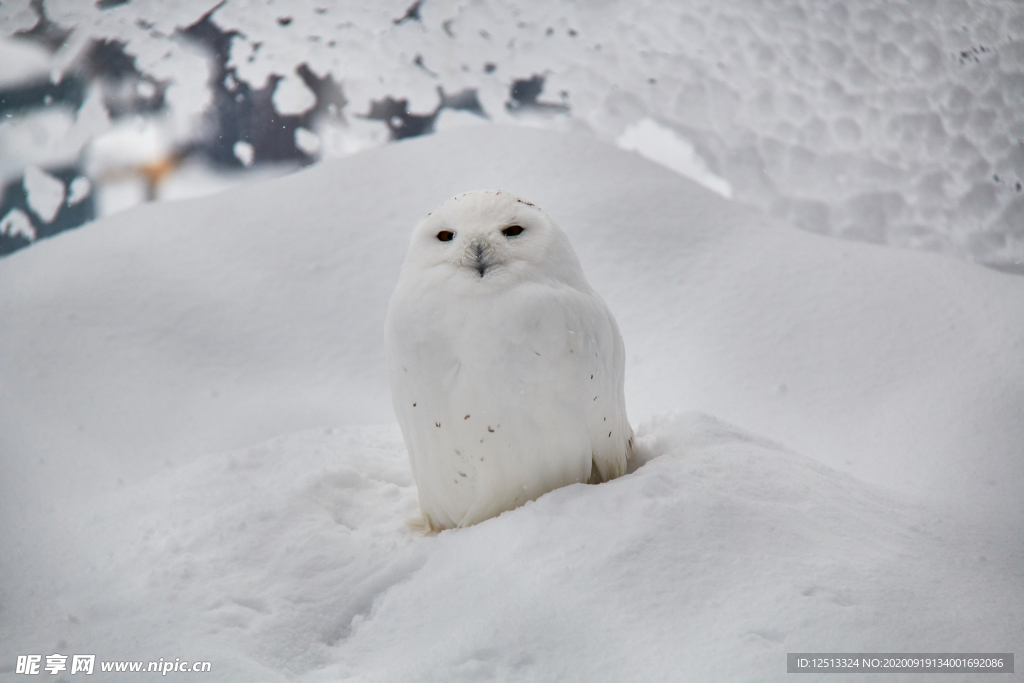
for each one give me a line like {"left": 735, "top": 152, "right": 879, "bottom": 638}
{"left": 0, "top": 125, "right": 1021, "bottom": 680}
{"left": 2, "top": 417, "right": 1019, "bottom": 682}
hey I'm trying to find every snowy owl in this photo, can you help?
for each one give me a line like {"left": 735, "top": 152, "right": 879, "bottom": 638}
{"left": 385, "top": 190, "right": 633, "bottom": 530}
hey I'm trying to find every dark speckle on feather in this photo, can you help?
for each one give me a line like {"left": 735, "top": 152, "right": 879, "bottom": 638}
{"left": 464, "top": 414, "right": 470, "bottom": 419}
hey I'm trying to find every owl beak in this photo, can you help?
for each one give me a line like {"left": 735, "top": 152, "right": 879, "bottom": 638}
{"left": 464, "top": 239, "right": 491, "bottom": 277}
{"left": 474, "top": 242, "right": 487, "bottom": 277}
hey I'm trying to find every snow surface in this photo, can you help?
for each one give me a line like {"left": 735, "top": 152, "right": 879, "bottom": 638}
{"left": 22, "top": 165, "right": 66, "bottom": 223}
{"left": 0, "top": 37, "right": 51, "bottom": 89}
{"left": 0, "top": 207, "right": 34, "bottom": 241}
{"left": 2, "top": 0, "right": 1022, "bottom": 269}
{"left": 616, "top": 118, "right": 733, "bottom": 198}
{"left": 0, "top": 125, "right": 1022, "bottom": 680}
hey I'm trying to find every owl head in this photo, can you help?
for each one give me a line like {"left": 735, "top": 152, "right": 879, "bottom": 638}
{"left": 399, "top": 190, "right": 590, "bottom": 291}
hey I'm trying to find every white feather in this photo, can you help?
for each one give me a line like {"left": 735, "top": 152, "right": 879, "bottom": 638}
{"left": 385, "top": 190, "right": 632, "bottom": 529}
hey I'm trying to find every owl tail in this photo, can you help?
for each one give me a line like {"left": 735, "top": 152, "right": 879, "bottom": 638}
{"left": 588, "top": 428, "right": 633, "bottom": 484}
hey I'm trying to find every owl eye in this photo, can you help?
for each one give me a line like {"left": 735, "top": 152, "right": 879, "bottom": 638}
{"left": 502, "top": 225, "right": 524, "bottom": 237}
{"left": 436, "top": 230, "right": 454, "bottom": 242}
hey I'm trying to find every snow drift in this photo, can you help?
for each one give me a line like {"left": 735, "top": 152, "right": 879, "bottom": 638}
{"left": 0, "top": 125, "right": 1021, "bottom": 681}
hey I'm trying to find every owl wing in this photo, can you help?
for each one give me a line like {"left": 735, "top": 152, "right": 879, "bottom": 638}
{"left": 565, "top": 290, "right": 633, "bottom": 483}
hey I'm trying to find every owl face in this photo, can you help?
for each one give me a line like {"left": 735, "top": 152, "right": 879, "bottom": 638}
{"left": 403, "top": 190, "right": 586, "bottom": 289}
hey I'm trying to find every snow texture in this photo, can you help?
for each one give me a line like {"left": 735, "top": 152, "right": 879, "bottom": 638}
{"left": 616, "top": 118, "right": 733, "bottom": 198}
{"left": 22, "top": 165, "right": 65, "bottom": 223}
{"left": 0, "top": 207, "right": 35, "bottom": 240}
{"left": 0, "top": 37, "right": 51, "bottom": 88}
{"left": 1, "top": 0, "right": 1022, "bottom": 269}
{"left": 0, "top": 125, "right": 1021, "bottom": 681}
{"left": 66, "top": 176, "right": 91, "bottom": 205}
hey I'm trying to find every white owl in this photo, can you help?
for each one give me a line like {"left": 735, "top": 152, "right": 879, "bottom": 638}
{"left": 385, "top": 190, "right": 632, "bottom": 530}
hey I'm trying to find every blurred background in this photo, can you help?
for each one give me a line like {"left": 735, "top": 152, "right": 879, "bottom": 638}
{"left": 1, "top": 0, "right": 1022, "bottom": 271}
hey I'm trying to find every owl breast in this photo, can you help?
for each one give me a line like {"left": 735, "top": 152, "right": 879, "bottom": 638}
{"left": 386, "top": 279, "right": 616, "bottom": 529}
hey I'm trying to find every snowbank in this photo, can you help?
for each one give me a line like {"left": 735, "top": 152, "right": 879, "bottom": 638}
{"left": 2, "top": 417, "right": 1020, "bottom": 682}
{"left": 0, "top": 125, "right": 1021, "bottom": 680}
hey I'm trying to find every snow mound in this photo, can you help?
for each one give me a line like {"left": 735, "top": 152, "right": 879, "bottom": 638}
{"left": 1, "top": 125, "right": 1020, "bottom": 531}
{"left": 1, "top": 416, "right": 1017, "bottom": 682}
{"left": 0, "top": 124, "right": 1021, "bottom": 680}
